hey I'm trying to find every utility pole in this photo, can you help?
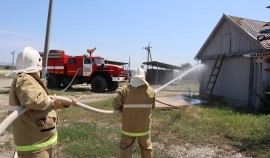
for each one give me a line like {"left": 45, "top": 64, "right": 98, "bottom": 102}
{"left": 11, "top": 50, "right": 15, "bottom": 67}
{"left": 42, "top": 0, "right": 53, "bottom": 79}
{"left": 128, "top": 56, "right": 130, "bottom": 70}
{"left": 143, "top": 42, "right": 152, "bottom": 70}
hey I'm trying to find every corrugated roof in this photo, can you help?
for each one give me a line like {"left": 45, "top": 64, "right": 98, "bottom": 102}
{"left": 226, "top": 15, "right": 270, "bottom": 49}
{"left": 195, "top": 14, "right": 270, "bottom": 59}
{"left": 105, "top": 60, "right": 128, "bottom": 65}
{"left": 143, "top": 61, "right": 182, "bottom": 70}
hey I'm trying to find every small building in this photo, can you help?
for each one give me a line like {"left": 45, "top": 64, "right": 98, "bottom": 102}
{"left": 105, "top": 60, "right": 128, "bottom": 69}
{"left": 105, "top": 60, "right": 131, "bottom": 79}
{"left": 194, "top": 14, "right": 270, "bottom": 110}
{"left": 143, "top": 61, "right": 181, "bottom": 85}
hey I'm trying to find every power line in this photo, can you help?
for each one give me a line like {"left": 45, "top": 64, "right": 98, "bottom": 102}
{"left": 11, "top": 50, "right": 15, "bottom": 67}
{"left": 143, "top": 42, "right": 152, "bottom": 69}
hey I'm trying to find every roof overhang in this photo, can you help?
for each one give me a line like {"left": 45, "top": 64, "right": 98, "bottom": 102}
{"left": 143, "top": 61, "right": 181, "bottom": 70}
{"left": 105, "top": 60, "right": 128, "bottom": 66}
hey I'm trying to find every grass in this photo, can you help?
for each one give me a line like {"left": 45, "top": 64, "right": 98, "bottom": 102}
{"left": 54, "top": 95, "right": 270, "bottom": 158}
{"left": 0, "top": 74, "right": 7, "bottom": 78}
{"left": 0, "top": 90, "right": 9, "bottom": 94}
{"left": 58, "top": 122, "right": 119, "bottom": 157}
{"left": 1, "top": 80, "right": 269, "bottom": 157}
{"left": 56, "top": 98, "right": 171, "bottom": 158}
{"left": 49, "top": 86, "right": 94, "bottom": 96}
{"left": 157, "top": 105, "right": 270, "bottom": 157}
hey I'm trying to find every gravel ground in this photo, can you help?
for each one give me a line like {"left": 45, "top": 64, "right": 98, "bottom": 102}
{"left": 0, "top": 70, "right": 251, "bottom": 158}
{"left": 0, "top": 72, "right": 14, "bottom": 158}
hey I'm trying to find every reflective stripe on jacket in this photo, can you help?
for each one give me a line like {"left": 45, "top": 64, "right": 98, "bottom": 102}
{"left": 16, "top": 135, "right": 57, "bottom": 151}
{"left": 113, "top": 85, "right": 155, "bottom": 135}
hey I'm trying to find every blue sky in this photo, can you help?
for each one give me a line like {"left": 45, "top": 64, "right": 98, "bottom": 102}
{"left": 0, "top": 0, "right": 269, "bottom": 68}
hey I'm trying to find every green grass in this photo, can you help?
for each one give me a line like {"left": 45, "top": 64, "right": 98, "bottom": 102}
{"left": 0, "top": 74, "right": 6, "bottom": 78}
{"left": 1, "top": 80, "right": 269, "bottom": 157}
{"left": 152, "top": 105, "right": 270, "bottom": 157}
{"left": 48, "top": 86, "right": 94, "bottom": 95}
{"left": 0, "top": 89, "right": 9, "bottom": 94}
{"left": 152, "top": 80, "right": 199, "bottom": 93}
{"left": 56, "top": 99, "right": 171, "bottom": 158}
{"left": 55, "top": 97, "right": 270, "bottom": 158}
{"left": 58, "top": 122, "right": 119, "bottom": 157}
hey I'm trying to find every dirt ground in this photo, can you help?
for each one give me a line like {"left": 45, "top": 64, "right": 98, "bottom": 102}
{"left": 0, "top": 70, "right": 250, "bottom": 158}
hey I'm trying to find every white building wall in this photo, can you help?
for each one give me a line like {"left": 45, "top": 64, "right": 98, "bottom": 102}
{"left": 199, "top": 20, "right": 258, "bottom": 58}
{"left": 214, "top": 57, "right": 249, "bottom": 102}
{"left": 197, "top": 15, "right": 269, "bottom": 109}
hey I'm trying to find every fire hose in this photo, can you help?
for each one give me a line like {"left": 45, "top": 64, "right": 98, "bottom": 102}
{"left": 0, "top": 96, "right": 121, "bottom": 135}
{"left": 0, "top": 66, "right": 200, "bottom": 135}
{"left": 61, "top": 68, "right": 82, "bottom": 92}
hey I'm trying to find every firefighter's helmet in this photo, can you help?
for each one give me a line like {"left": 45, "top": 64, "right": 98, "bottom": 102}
{"left": 16, "top": 46, "right": 42, "bottom": 71}
{"left": 5, "top": 46, "right": 42, "bottom": 78}
{"left": 130, "top": 66, "right": 149, "bottom": 87}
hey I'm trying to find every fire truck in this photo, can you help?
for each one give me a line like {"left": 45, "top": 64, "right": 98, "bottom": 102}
{"left": 40, "top": 48, "right": 127, "bottom": 92}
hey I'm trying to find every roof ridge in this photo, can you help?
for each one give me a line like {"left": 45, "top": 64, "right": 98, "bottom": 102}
{"left": 225, "top": 14, "right": 267, "bottom": 24}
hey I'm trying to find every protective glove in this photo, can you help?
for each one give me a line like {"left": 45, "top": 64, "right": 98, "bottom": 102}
{"left": 50, "top": 95, "right": 77, "bottom": 109}
{"left": 53, "top": 100, "right": 70, "bottom": 109}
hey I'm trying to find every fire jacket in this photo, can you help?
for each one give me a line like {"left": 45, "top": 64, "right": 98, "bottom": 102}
{"left": 9, "top": 73, "right": 57, "bottom": 153}
{"left": 113, "top": 85, "right": 155, "bottom": 136}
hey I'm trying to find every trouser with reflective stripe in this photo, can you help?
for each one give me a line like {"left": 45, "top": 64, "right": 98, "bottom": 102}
{"left": 120, "top": 134, "right": 153, "bottom": 158}
{"left": 16, "top": 135, "right": 57, "bottom": 152}
{"left": 17, "top": 147, "right": 53, "bottom": 158}
{"left": 16, "top": 135, "right": 57, "bottom": 158}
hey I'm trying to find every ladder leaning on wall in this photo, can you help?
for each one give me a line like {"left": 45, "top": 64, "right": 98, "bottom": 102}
{"left": 204, "top": 54, "right": 225, "bottom": 96}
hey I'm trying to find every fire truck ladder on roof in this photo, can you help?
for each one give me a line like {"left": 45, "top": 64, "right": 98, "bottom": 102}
{"left": 204, "top": 54, "right": 225, "bottom": 96}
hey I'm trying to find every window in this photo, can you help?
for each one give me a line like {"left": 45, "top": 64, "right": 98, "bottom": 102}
{"left": 68, "top": 58, "right": 76, "bottom": 64}
{"left": 93, "top": 58, "right": 105, "bottom": 64}
{"left": 84, "top": 58, "right": 91, "bottom": 64}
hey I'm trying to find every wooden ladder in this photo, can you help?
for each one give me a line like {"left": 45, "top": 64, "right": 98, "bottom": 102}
{"left": 204, "top": 54, "right": 225, "bottom": 96}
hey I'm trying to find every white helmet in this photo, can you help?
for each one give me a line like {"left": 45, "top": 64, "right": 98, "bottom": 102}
{"left": 130, "top": 66, "right": 149, "bottom": 87}
{"left": 6, "top": 46, "right": 42, "bottom": 78}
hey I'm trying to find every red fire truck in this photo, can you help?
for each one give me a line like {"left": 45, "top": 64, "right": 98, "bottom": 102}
{"left": 41, "top": 48, "right": 127, "bottom": 92}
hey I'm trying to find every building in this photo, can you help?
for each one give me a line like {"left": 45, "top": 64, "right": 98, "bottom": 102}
{"left": 194, "top": 14, "right": 270, "bottom": 110}
{"left": 143, "top": 61, "right": 182, "bottom": 85}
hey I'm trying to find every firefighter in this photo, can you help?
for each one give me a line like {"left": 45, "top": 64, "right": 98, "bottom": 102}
{"left": 113, "top": 66, "right": 155, "bottom": 158}
{"left": 6, "top": 46, "right": 75, "bottom": 158}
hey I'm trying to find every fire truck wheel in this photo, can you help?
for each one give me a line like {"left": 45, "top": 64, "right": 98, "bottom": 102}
{"left": 91, "top": 76, "right": 107, "bottom": 93}
{"left": 107, "top": 82, "right": 119, "bottom": 91}
{"left": 47, "top": 75, "right": 61, "bottom": 88}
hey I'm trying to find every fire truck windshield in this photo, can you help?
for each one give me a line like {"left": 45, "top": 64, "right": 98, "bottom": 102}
{"left": 93, "top": 58, "right": 105, "bottom": 64}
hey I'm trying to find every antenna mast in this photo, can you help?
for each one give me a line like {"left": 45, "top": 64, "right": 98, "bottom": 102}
{"left": 11, "top": 50, "right": 15, "bottom": 67}
{"left": 143, "top": 42, "right": 152, "bottom": 70}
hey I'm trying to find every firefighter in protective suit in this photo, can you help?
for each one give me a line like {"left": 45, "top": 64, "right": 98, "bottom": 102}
{"left": 6, "top": 46, "right": 74, "bottom": 158}
{"left": 113, "top": 66, "right": 155, "bottom": 158}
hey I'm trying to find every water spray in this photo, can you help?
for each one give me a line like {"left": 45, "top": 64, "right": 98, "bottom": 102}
{"left": 154, "top": 64, "right": 204, "bottom": 93}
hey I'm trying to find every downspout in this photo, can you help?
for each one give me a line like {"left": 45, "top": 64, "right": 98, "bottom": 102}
{"left": 248, "top": 57, "right": 254, "bottom": 107}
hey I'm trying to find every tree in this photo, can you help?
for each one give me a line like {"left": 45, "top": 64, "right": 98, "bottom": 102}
{"left": 179, "top": 63, "right": 192, "bottom": 72}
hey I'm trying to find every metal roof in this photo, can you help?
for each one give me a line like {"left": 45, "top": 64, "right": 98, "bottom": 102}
{"left": 227, "top": 15, "right": 270, "bottom": 49}
{"left": 105, "top": 60, "right": 128, "bottom": 66}
{"left": 143, "top": 61, "right": 181, "bottom": 70}
{"left": 195, "top": 14, "right": 270, "bottom": 59}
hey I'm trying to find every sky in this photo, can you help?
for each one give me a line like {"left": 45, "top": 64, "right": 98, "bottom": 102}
{"left": 0, "top": 0, "right": 270, "bottom": 68}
